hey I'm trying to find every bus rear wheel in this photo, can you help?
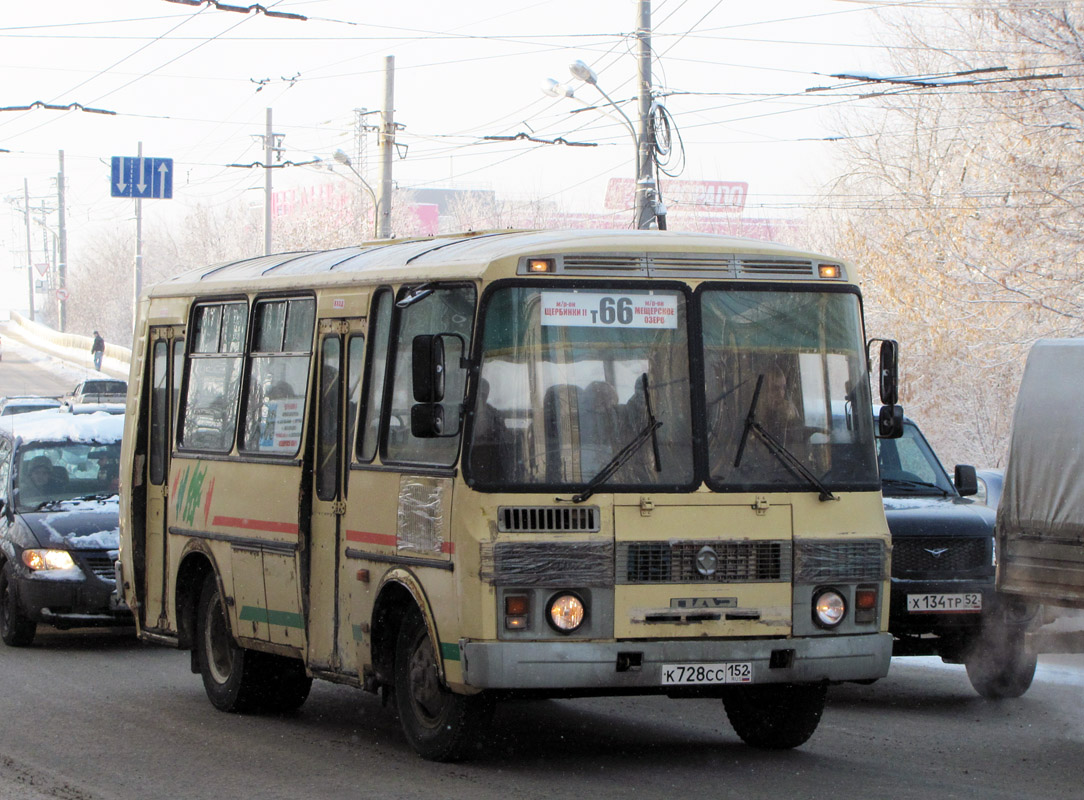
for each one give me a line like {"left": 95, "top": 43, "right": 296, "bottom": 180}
{"left": 722, "top": 682, "right": 827, "bottom": 749}
{"left": 196, "top": 574, "right": 311, "bottom": 713}
{"left": 394, "top": 607, "right": 492, "bottom": 761}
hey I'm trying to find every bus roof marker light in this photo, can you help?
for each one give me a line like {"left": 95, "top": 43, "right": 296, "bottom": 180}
{"left": 818, "top": 264, "right": 841, "bottom": 279}
{"left": 527, "top": 258, "right": 554, "bottom": 273}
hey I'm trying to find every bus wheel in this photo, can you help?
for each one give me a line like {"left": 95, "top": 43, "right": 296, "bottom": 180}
{"left": 0, "top": 562, "right": 36, "bottom": 647}
{"left": 394, "top": 607, "right": 492, "bottom": 761}
{"left": 197, "top": 574, "right": 267, "bottom": 713}
{"left": 722, "top": 682, "right": 826, "bottom": 749}
{"left": 257, "top": 652, "right": 313, "bottom": 713}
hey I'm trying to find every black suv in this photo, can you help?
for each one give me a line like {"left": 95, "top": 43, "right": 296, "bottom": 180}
{"left": 877, "top": 415, "right": 1037, "bottom": 698}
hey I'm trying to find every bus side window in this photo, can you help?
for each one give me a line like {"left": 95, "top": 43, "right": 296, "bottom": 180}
{"left": 385, "top": 284, "right": 476, "bottom": 467}
{"left": 178, "top": 301, "right": 247, "bottom": 453}
{"left": 358, "top": 289, "right": 393, "bottom": 462}
{"left": 240, "top": 297, "right": 316, "bottom": 456}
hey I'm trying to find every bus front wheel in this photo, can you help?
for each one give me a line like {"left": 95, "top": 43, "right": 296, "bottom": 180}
{"left": 196, "top": 574, "right": 312, "bottom": 713}
{"left": 394, "top": 606, "right": 492, "bottom": 761}
{"left": 722, "top": 682, "right": 826, "bottom": 749}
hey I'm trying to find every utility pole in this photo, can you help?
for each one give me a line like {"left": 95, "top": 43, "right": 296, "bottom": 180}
{"left": 635, "top": 0, "right": 656, "bottom": 231}
{"left": 57, "top": 149, "right": 67, "bottom": 331}
{"left": 377, "top": 56, "right": 395, "bottom": 239}
{"left": 252, "top": 107, "right": 285, "bottom": 255}
{"left": 264, "top": 107, "right": 273, "bottom": 254}
{"left": 23, "top": 178, "right": 35, "bottom": 321}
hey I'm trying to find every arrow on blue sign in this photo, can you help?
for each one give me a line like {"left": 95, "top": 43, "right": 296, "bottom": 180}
{"left": 110, "top": 156, "right": 173, "bottom": 199}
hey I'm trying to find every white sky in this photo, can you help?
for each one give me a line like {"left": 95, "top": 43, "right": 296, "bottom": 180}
{"left": 0, "top": 0, "right": 914, "bottom": 287}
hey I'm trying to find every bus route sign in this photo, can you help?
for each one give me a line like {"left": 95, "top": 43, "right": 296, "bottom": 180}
{"left": 540, "top": 291, "right": 678, "bottom": 329}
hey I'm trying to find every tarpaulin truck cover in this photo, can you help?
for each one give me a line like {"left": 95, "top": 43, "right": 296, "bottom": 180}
{"left": 997, "top": 338, "right": 1084, "bottom": 609}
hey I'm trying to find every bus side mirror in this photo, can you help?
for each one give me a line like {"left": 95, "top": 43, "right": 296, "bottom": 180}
{"left": 876, "top": 339, "right": 899, "bottom": 406}
{"left": 412, "top": 335, "right": 446, "bottom": 403}
{"left": 878, "top": 404, "right": 904, "bottom": 439}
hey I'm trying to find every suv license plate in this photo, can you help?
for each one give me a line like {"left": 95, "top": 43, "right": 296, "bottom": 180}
{"left": 907, "top": 593, "right": 982, "bottom": 613}
{"left": 661, "top": 662, "right": 753, "bottom": 685}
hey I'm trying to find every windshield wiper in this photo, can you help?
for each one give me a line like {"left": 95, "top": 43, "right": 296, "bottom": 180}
{"left": 568, "top": 374, "right": 663, "bottom": 504}
{"left": 882, "top": 478, "right": 949, "bottom": 496}
{"left": 733, "top": 374, "right": 836, "bottom": 502}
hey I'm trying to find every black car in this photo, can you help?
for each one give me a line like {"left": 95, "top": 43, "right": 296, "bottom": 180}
{"left": 0, "top": 407, "right": 130, "bottom": 646}
{"left": 877, "top": 415, "right": 1037, "bottom": 698}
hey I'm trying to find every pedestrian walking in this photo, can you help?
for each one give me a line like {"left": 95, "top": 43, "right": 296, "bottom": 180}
{"left": 91, "top": 331, "right": 105, "bottom": 371}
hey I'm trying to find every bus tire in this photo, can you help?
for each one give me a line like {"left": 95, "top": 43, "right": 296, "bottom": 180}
{"left": 394, "top": 606, "right": 492, "bottom": 761}
{"left": 257, "top": 652, "right": 313, "bottom": 713}
{"left": 197, "top": 574, "right": 269, "bottom": 713}
{"left": 0, "top": 562, "right": 36, "bottom": 647}
{"left": 722, "top": 682, "right": 826, "bottom": 750}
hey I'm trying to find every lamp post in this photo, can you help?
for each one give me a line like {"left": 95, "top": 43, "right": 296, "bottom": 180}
{"left": 551, "top": 59, "right": 657, "bottom": 230}
{"left": 333, "top": 149, "right": 379, "bottom": 240}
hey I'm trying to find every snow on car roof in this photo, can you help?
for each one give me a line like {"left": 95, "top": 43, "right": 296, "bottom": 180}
{"left": 0, "top": 407, "right": 124, "bottom": 444}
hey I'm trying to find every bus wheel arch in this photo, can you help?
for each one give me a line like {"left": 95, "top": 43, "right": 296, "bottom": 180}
{"left": 371, "top": 569, "right": 443, "bottom": 689}
{"left": 174, "top": 548, "right": 219, "bottom": 652}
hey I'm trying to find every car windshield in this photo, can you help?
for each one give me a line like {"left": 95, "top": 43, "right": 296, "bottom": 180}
{"left": 15, "top": 441, "right": 121, "bottom": 510}
{"left": 876, "top": 421, "right": 955, "bottom": 496}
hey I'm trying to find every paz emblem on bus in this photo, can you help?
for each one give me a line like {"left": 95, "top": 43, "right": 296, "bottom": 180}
{"left": 670, "top": 597, "right": 738, "bottom": 609}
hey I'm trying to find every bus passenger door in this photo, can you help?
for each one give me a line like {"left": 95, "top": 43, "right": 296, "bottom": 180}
{"left": 307, "top": 318, "right": 365, "bottom": 673}
{"left": 143, "top": 327, "right": 185, "bottom": 631}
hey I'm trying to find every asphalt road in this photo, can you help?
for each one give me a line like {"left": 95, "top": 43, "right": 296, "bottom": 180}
{"left": 0, "top": 632, "right": 1081, "bottom": 800}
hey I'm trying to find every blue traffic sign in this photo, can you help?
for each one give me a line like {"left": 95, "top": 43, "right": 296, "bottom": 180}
{"left": 110, "top": 156, "right": 173, "bottom": 199}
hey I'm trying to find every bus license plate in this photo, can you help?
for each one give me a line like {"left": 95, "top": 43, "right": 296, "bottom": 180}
{"left": 907, "top": 593, "right": 982, "bottom": 613}
{"left": 661, "top": 662, "right": 753, "bottom": 685}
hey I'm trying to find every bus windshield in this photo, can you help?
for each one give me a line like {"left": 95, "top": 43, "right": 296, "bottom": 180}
{"left": 469, "top": 283, "right": 877, "bottom": 493}
{"left": 469, "top": 285, "right": 694, "bottom": 489}
{"left": 702, "top": 288, "right": 876, "bottom": 492}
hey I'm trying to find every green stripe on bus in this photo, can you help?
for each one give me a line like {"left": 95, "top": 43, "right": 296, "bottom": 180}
{"left": 239, "top": 605, "right": 305, "bottom": 630}
{"left": 440, "top": 642, "right": 461, "bottom": 662}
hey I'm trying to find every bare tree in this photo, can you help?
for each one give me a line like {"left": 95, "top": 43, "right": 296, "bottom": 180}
{"left": 820, "top": 5, "right": 1084, "bottom": 467}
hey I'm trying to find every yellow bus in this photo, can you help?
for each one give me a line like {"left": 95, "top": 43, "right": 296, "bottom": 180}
{"left": 118, "top": 229, "right": 898, "bottom": 761}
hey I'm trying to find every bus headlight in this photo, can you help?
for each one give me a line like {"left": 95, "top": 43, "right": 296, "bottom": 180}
{"left": 547, "top": 592, "right": 586, "bottom": 633}
{"left": 812, "top": 588, "right": 846, "bottom": 629}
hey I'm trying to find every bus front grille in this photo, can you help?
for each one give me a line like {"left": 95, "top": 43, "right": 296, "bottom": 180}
{"left": 618, "top": 540, "right": 791, "bottom": 584}
{"left": 497, "top": 505, "right": 600, "bottom": 533}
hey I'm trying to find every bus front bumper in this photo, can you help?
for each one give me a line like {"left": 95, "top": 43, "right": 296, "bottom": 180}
{"left": 459, "top": 632, "right": 892, "bottom": 691}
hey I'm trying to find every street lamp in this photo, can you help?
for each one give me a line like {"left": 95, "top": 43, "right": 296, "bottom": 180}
{"left": 333, "top": 149, "right": 379, "bottom": 239}
{"left": 547, "top": 60, "right": 658, "bottom": 229}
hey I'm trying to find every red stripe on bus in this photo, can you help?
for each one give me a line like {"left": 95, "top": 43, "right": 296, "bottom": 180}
{"left": 346, "top": 530, "right": 397, "bottom": 547}
{"left": 345, "top": 530, "right": 455, "bottom": 554}
{"left": 213, "top": 516, "right": 299, "bottom": 535}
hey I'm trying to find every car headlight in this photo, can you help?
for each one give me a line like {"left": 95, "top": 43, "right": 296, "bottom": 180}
{"left": 22, "top": 549, "right": 76, "bottom": 571}
{"left": 812, "top": 588, "right": 846, "bottom": 629}
{"left": 547, "top": 592, "right": 586, "bottom": 633}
